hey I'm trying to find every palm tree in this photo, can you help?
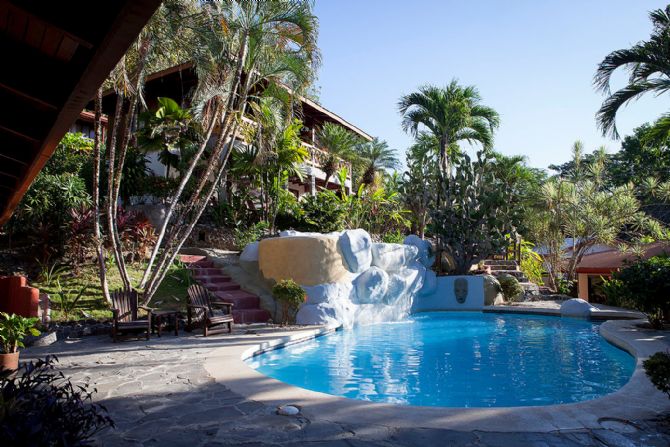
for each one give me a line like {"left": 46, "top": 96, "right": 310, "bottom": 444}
{"left": 398, "top": 80, "right": 500, "bottom": 174}
{"left": 357, "top": 138, "right": 399, "bottom": 186}
{"left": 315, "top": 122, "right": 363, "bottom": 186}
{"left": 595, "top": 6, "right": 670, "bottom": 139}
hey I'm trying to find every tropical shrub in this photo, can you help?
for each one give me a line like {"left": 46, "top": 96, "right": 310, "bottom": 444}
{"left": 431, "top": 151, "right": 513, "bottom": 274}
{"left": 0, "top": 312, "right": 40, "bottom": 354}
{"left": 234, "top": 222, "right": 270, "bottom": 251}
{"left": 382, "top": 230, "right": 405, "bottom": 244}
{"left": 0, "top": 356, "right": 114, "bottom": 445}
{"left": 518, "top": 241, "right": 545, "bottom": 285}
{"left": 272, "top": 279, "right": 306, "bottom": 325}
{"left": 498, "top": 274, "right": 523, "bottom": 302}
{"left": 300, "top": 191, "right": 345, "bottom": 233}
{"left": 603, "top": 256, "right": 670, "bottom": 328}
{"left": 52, "top": 281, "right": 88, "bottom": 321}
{"left": 643, "top": 351, "right": 670, "bottom": 399}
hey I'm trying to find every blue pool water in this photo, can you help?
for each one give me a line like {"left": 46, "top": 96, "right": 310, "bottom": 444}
{"left": 248, "top": 312, "right": 636, "bottom": 407}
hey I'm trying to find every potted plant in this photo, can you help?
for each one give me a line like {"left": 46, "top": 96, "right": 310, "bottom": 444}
{"left": 272, "top": 279, "right": 306, "bottom": 325}
{"left": 0, "top": 312, "right": 40, "bottom": 371}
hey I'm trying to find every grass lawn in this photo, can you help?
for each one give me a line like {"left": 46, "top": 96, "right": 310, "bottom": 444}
{"left": 33, "top": 260, "right": 193, "bottom": 322}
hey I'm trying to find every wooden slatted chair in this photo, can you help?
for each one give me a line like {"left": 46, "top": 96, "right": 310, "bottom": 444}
{"left": 187, "top": 284, "right": 233, "bottom": 337}
{"left": 110, "top": 288, "right": 152, "bottom": 342}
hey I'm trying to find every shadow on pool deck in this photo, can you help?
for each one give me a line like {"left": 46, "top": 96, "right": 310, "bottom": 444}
{"left": 21, "top": 326, "right": 670, "bottom": 447}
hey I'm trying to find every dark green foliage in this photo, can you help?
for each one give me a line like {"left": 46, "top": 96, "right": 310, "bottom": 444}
{"left": 272, "top": 279, "right": 306, "bottom": 325}
{"left": 431, "top": 151, "right": 514, "bottom": 274}
{"left": 300, "top": 191, "right": 345, "bottom": 233}
{"left": 643, "top": 351, "right": 670, "bottom": 399}
{"left": 603, "top": 255, "right": 670, "bottom": 328}
{"left": 498, "top": 274, "right": 523, "bottom": 302}
{"left": 0, "top": 356, "right": 114, "bottom": 446}
{"left": 382, "top": 230, "right": 405, "bottom": 244}
{"left": 234, "top": 222, "right": 269, "bottom": 250}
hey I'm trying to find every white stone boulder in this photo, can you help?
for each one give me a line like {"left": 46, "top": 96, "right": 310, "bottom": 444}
{"left": 483, "top": 274, "right": 504, "bottom": 306}
{"left": 371, "top": 243, "right": 418, "bottom": 271}
{"left": 239, "top": 241, "right": 259, "bottom": 274}
{"left": 296, "top": 303, "right": 339, "bottom": 325}
{"left": 420, "top": 269, "right": 438, "bottom": 296}
{"left": 352, "top": 266, "right": 388, "bottom": 304}
{"left": 303, "top": 282, "right": 353, "bottom": 305}
{"left": 385, "top": 268, "right": 424, "bottom": 304}
{"left": 403, "top": 235, "right": 435, "bottom": 268}
{"left": 560, "top": 298, "right": 595, "bottom": 318}
{"left": 339, "top": 229, "right": 372, "bottom": 273}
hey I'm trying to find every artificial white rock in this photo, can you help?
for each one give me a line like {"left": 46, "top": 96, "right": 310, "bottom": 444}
{"left": 296, "top": 303, "right": 339, "bottom": 325}
{"left": 370, "top": 243, "right": 402, "bottom": 271}
{"left": 419, "top": 269, "right": 437, "bottom": 296}
{"left": 239, "top": 241, "right": 260, "bottom": 274}
{"left": 352, "top": 266, "right": 389, "bottom": 304}
{"left": 403, "top": 235, "right": 435, "bottom": 268}
{"left": 560, "top": 298, "right": 595, "bottom": 318}
{"left": 302, "top": 282, "right": 353, "bottom": 305}
{"left": 385, "top": 267, "right": 424, "bottom": 305}
{"left": 339, "top": 229, "right": 372, "bottom": 273}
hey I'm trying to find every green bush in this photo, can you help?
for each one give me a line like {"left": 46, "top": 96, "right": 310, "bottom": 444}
{"left": 603, "top": 256, "right": 670, "bottom": 328}
{"left": 234, "top": 222, "right": 269, "bottom": 250}
{"left": 498, "top": 274, "right": 523, "bottom": 302}
{"left": 272, "top": 279, "right": 306, "bottom": 325}
{"left": 643, "top": 351, "right": 670, "bottom": 399}
{"left": 300, "top": 191, "right": 345, "bottom": 233}
{"left": 382, "top": 230, "right": 405, "bottom": 244}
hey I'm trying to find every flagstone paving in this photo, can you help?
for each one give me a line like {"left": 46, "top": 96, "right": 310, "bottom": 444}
{"left": 22, "top": 327, "right": 670, "bottom": 447}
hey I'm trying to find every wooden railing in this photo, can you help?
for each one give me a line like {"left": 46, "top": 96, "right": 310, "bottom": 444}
{"left": 301, "top": 142, "right": 352, "bottom": 179}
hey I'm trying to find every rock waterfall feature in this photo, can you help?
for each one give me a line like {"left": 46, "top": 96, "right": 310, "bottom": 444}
{"left": 241, "top": 229, "right": 485, "bottom": 326}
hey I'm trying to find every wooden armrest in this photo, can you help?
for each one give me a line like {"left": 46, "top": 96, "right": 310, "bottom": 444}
{"left": 211, "top": 301, "right": 233, "bottom": 308}
{"left": 139, "top": 305, "right": 153, "bottom": 313}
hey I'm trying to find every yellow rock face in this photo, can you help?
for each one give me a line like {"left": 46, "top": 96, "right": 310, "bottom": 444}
{"left": 258, "top": 236, "right": 349, "bottom": 286}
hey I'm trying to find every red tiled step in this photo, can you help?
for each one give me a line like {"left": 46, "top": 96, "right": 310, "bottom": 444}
{"left": 233, "top": 309, "right": 271, "bottom": 324}
{"left": 191, "top": 267, "right": 223, "bottom": 275}
{"left": 214, "top": 293, "right": 259, "bottom": 309}
{"left": 213, "top": 289, "right": 258, "bottom": 302}
{"left": 206, "top": 282, "right": 240, "bottom": 292}
{"left": 198, "top": 275, "right": 232, "bottom": 284}
{"left": 179, "top": 255, "right": 208, "bottom": 264}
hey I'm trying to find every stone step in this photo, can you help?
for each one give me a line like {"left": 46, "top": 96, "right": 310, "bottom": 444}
{"left": 205, "top": 282, "right": 240, "bottom": 292}
{"left": 179, "top": 254, "right": 209, "bottom": 264}
{"left": 196, "top": 275, "right": 232, "bottom": 286}
{"left": 191, "top": 267, "right": 223, "bottom": 275}
{"left": 213, "top": 289, "right": 258, "bottom": 302}
{"left": 482, "top": 260, "right": 519, "bottom": 267}
{"left": 233, "top": 308, "right": 271, "bottom": 324}
{"left": 488, "top": 264, "right": 520, "bottom": 271}
{"left": 215, "top": 294, "right": 260, "bottom": 309}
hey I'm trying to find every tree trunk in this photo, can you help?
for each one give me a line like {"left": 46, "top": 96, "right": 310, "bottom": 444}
{"left": 93, "top": 88, "right": 111, "bottom": 304}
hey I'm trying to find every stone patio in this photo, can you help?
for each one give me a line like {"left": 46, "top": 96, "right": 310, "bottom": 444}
{"left": 22, "top": 323, "right": 670, "bottom": 447}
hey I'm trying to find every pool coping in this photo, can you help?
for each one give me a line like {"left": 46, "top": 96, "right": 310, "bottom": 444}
{"left": 204, "top": 313, "right": 670, "bottom": 433}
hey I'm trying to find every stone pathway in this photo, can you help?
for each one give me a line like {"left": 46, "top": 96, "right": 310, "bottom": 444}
{"left": 22, "top": 328, "right": 670, "bottom": 447}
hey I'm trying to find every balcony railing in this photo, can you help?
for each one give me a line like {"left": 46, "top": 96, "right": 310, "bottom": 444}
{"left": 302, "top": 142, "right": 352, "bottom": 179}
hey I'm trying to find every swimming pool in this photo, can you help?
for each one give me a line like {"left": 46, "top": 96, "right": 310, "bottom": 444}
{"left": 247, "top": 312, "right": 635, "bottom": 407}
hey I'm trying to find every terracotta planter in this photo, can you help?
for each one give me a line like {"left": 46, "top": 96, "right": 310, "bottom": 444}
{"left": 0, "top": 352, "right": 19, "bottom": 372}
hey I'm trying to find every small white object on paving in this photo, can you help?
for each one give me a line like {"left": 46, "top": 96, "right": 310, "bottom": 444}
{"left": 277, "top": 405, "right": 300, "bottom": 416}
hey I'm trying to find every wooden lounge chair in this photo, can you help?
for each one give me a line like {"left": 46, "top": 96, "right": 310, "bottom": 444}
{"left": 187, "top": 284, "right": 233, "bottom": 336}
{"left": 110, "top": 288, "right": 152, "bottom": 342}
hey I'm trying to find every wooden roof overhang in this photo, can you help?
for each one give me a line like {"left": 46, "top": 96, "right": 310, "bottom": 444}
{"left": 0, "top": 0, "right": 162, "bottom": 225}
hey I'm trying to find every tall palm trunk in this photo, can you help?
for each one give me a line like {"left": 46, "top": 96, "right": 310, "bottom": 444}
{"left": 93, "top": 88, "right": 110, "bottom": 304}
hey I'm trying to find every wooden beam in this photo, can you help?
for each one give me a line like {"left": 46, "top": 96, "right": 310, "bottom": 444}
{"left": 1, "top": 0, "right": 94, "bottom": 49}
{"left": 0, "top": 123, "right": 39, "bottom": 143}
{"left": 0, "top": 81, "right": 58, "bottom": 110}
{"left": 0, "top": 152, "right": 28, "bottom": 166}
{"left": 0, "top": 0, "right": 162, "bottom": 225}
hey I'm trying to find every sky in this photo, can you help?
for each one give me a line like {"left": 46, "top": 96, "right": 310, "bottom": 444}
{"left": 312, "top": 0, "right": 669, "bottom": 171}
